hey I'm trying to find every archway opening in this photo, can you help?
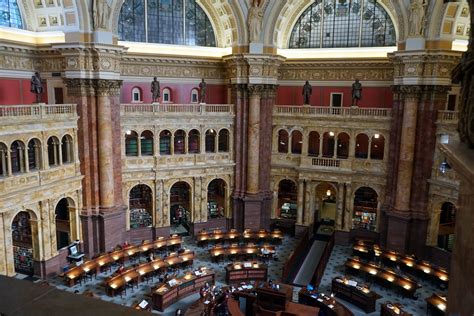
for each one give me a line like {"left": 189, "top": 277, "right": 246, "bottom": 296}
{"left": 0, "top": 142, "right": 8, "bottom": 176}
{"left": 291, "top": 131, "right": 303, "bottom": 154}
{"left": 278, "top": 130, "right": 289, "bottom": 153}
{"left": 315, "top": 182, "right": 337, "bottom": 227}
{"left": 277, "top": 180, "right": 297, "bottom": 220}
{"left": 205, "top": 129, "right": 217, "bottom": 153}
{"left": 207, "top": 179, "right": 226, "bottom": 220}
{"left": 437, "top": 202, "right": 456, "bottom": 252}
{"left": 308, "top": 131, "right": 320, "bottom": 156}
{"left": 47, "top": 136, "right": 60, "bottom": 165}
{"left": 218, "top": 129, "right": 229, "bottom": 152}
{"left": 174, "top": 130, "right": 186, "bottom": 154}
{"left": 55, "top": 198, "right": 73, "bottom": 250}
{"left": 11, "top": 140, "right": 25, "bottom": 173}
{"left": 370, "top": 134, "right": 385, "bottom": 160}
{"left": 170, "top": 181, "right": 191, "bottom": 234}
{"left": 352, "top": 187, "right": 378, "bottom": 231}
{"left": 27, "top": 139, "right": 41, "bottom": 171}
{"left": 336, "top": 132, "right": 350, "bottom": 159}
{"left": 61, "top": 135, "right": 74, "bottom": 163}
{"left": 12, "top": 211, "right": 34, "bottom": 275}
{"left": 355, "top": 134, "right": 369, "bottom": 158}
{"left": 125, "top": 131, "right": 139, "bottom": 156}
{"left": 159, "top": 130, "right": 172, "bottom": 155}
{"left": 141, "top": 131, "right": 154, "bottom": 156}
{"left": 129, "top": 184, "right": 153, "bottom": 229}
{"left": 322, "top": 132, "right": 335, "bottom": 158}
{"left": 188, "top": 129, "right": 200, "bottom": 153}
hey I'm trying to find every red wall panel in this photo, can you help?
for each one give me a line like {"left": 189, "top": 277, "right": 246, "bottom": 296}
{"left": 121, "top": 81, "right": 227, "bottom": 104}
{"left": 0, "top": 78, "right": 48, "bottom": 105}
{"left": 276, "top": 85, "right": 393, "bottom": 108}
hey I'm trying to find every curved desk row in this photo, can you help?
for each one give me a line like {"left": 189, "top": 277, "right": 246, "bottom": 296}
{"left": 225, "top": 262, "right": 268, "bottom": 284}
{"left": 105, "top": 250, "right": 195, "bottom": 296}
{"left": 331, "top": 277, "right": 379, "bottom": 313}
{"left": 196, "top": 229, "right": 283, "bottom": 246}
{"left": 209, "top": 244, "right": 275, "bottom": 262}
{"left": 64, "top": 235, "right": 182, "bottom": 286}
{"left": 152, "top": 269, "right": 215, "bottom": 312}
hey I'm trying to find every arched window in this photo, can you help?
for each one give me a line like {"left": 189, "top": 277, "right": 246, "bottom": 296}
{"left": 27, "top": 139, "right": 41, "bottom": 170}
{"left": 291, "top": 131, "right": 303, "bottom": 154}
{"left": 370, "top": 134, "right": 385, "bottom": 160}
{"left": 125, "top": 131, "right": 139, "bottom": 156}
{"left": 141, "top": 130, "right": 154, "bottom": 156}
{"left": 131, "top": 87, "right": 142, "bottom": 102}
{"left": 10, "top": 140, "right": 25, "bottom": 173}
{"left": 162, "top": 88, "right": 171, "bottom": 103}
{"left": 55, "top": 198, "right": 73, "bottom": 250}
{"left": 61, "top": 135, "right": 74, "bottom": 164}
{"left": 355, "top": 133, "right": 369, "bottom": 158}
{"left": 119, "top": 0, "right": 216, "bottom": 47}
{"left": 47, "top": 136, "right": 60, "bottom": 166}
{"left": 289, "top": 0, "right": 396, "bottom": 48}
{"left": 0, "top": 0, "right": 23, "bottom": 29}
{"left": 205, "top": 129, "right": 216, "bottom": 153}
{"left": 191, "top": 88, "right": 199, "bottom": 103}
{"left": 129, "top": 184, "right": 153, "bottom": 229}
{"left": 174, "top": 130, "right": 186, "bottom": 154}
{"left": 159, "top": 130, "right": 172, "bottom": 155}
{"left": 336, "top": 132, "right": 350, "bottom": 159}
{"left": 0, "top": 142, "right": 8, "bottom": 176}
{"left": 322, "top": 132, "right": 335, "bottom": 158}
{"left": 308, "top": 131, "right": 320, "bottom": 157}
{"left": 218, "top": 129, "right": 229, "bottom": 152}
{"left": 278, "top": 130, "right": 289, "bottom": 153}
{"left": 188, "top": 129, "right": 200, "bottom": 153}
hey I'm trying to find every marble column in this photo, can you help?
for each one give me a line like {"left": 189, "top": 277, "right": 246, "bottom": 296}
{"left": 336, "top": 182, "right": 344, "bottom": 229}
{"left": 394, "top": 86, "right": 421, "bottom": 212}
{"left": 246, "top": 85, "right": 263, "bottom": 194}
{"left": 296, "top": 180, "right": 304, "bottom": 225}
{"left": 343, "top": 183, "right": 352, "bottom": 231}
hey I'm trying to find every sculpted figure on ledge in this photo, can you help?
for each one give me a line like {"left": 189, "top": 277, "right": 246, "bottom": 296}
{"left": 199, "top": 78, "right": 207, "bottom": 104}
{"left": 248, "top": 0, "right": 264, "bottom": 42}
{"left": 352, "top": 79, "right": 362, "bottom": 106}
{"left": 302, "top": 81, "right": 312, "bottom": 105}
{"left": 30, "top": 72, "right": 43, "bottom": 104}
{"left": 151, "top": 77, "right": 161, "bottom": 103}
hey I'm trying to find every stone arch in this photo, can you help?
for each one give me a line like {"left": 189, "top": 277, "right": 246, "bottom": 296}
{"left": 352, "top": 186, "right": 379, "bottom": 231}
{"left": 427, "top": 0, "right": 471, "bottom": 43}
{"left": 128, "top": 183, "right": 154, "bottom": 230}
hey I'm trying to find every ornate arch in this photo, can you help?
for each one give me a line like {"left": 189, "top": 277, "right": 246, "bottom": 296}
{"left": 427, "top": 0, "right": 471, "bottom": 43}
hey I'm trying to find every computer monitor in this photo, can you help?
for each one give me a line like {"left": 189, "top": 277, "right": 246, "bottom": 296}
{"left": 307, "top": 284, "right": 314, "bottom": 292}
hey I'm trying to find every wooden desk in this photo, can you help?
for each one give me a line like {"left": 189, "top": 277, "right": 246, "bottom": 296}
{"left": 152, "top": 270, "right": 215, "bottom": 312}
{"left": 209, "top": 244, "right": 275, "bottom": 261}
{"left": 196, "top": 229, "right": 283, "bottom": 246}
{"left": 353, "top": 241, "right": 449, "bottom": 287}
{"left": 331, "top": 277, "right": 379, "bottom": 313}
{"left": 425, "top": 293, "right": 447, "bottom": 316}
{"left": 380, "top": 302, "right": 412, "bottom": 316}
{"left": 64, "top": 235, "right": 183, "bottom": 286}
{"left": 345, "top": 257, "right": 420, "bottom": 298}
{"left": 298, "top": 288, "right": 354, "bottom": 316}
{"left": 225, "top": 262, "right": 268, "bottom": 284}
{"left": 104, "top": 250, "right": 195, "bottom": 296}
{"left": 255, "top": 283, "right": 293, "bottom": 312}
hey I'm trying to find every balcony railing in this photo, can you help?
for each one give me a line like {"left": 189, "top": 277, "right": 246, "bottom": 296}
{"left": 437, "top": 110, "right": 459, "bottom": 124}
{"left": 121, "top": 103, "right": 234, "bottom": 116}
{"left": 274, "top": 106, "right": 391, "bottom": 118}
{"left": 0, "top": 104, "right": 77, "bottom": 120}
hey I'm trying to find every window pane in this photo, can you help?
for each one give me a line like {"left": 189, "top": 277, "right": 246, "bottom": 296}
{"left": 0, "top": 0, "right": 23, "bottom": 29}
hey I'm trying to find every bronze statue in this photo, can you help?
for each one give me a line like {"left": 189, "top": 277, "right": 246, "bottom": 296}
{"left": 352, "top": 79, "right": 362, "bottom": 106}
{"left": 30, "top": 72, "right": 43, "bottom": 104}
{"left": 199, "top": 78, "right": 207, "bottom": 103}
{"left": 151, "top": 77, "right": 160, "bottom": 102}
{"left": 302, "top": 81, "right": 312, "bottom": 105}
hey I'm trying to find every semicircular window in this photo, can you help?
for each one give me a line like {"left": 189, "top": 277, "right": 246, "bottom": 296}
{"left": 119, "top": 0, "right": 216, "bottom": 47}
{"left": 289, "top": 0, "right": 396, "bottom": 48}
{"left": 0, "top": 0, "right": 23, "bottom": 29}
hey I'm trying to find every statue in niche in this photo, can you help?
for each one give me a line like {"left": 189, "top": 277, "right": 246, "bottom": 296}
{"left": 92, "top": 0, "right": 112, "bottom": 30}
{"left": 248, "top": 0, "right": 264, "bottom": 42}
{"left": 199, "top": 78, "right": 207, "bottom": 103}
{"left": 302, "top": 81, "right": 312, "bottom": 105}
{"left": 30, "top": 72, "right": 44, "bottom": 103}
{"left": 352, "top": 79, "right": 362, "bottom": 106}
{"left": 151, "top": 77, "right": 161, "bottom": 103}
{"left": 408, "top": 0, "right": 426, "bottom": 36}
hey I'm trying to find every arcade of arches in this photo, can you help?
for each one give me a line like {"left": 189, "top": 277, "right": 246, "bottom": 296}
{"left": 0, "top": 0, "right": 473, "bottom": 314}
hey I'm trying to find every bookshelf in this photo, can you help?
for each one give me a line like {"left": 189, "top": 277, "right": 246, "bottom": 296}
{"left": 13, "top": 245, "right": 33, "bottom": 274}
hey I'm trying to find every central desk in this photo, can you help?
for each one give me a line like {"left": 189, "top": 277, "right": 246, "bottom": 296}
{"left": 225, "top": 262, "right": 268, "bottom": 284}
{"left": 209, "top": 244, "right": 275, "bottom": 262}
{"left": 298, "top": 288, "right": 354, "bottom": 316}
{"left": 331, "top": 277, "right": 379, "bottom": 313}
{"left": 152, "top": 269, "right": 215, "bottom": 312}
{"left": 196, "top": 229, "right": 283, "bottom": 246}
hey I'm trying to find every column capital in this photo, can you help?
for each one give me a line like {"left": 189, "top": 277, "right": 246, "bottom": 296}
{"left": 248, "top": 84, "right": 265, "bottom": 97}
{"left": 94, "top": 79, "right": 123, "bottom": 97}
{"left": 64, "top": 78, "right": 123, "bottom": 97}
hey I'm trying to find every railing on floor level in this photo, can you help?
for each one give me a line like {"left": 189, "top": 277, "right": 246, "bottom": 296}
{"left": 310, "top": 232, "right": 335, "bottom": 287}
{"left": 274, "top": 106, "right": 391, "bottom": 118}
{"left": 282, "top": 228, "right": 310, "bottom": 283}
{"left": 121, "top": 103, "right": 234, "bottom": 115}
{"left": 437, "top": 110, "right": 459, "bottom": 123}
{"left": 0, "top": 104, "right": 77, "bottom": 120}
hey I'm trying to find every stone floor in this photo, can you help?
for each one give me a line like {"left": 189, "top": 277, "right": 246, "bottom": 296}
{"left": 315, "top": 245, "right": 448, "bottom": 316}
{"left": 47, "top": 235, "right": 300, "bottom": 315}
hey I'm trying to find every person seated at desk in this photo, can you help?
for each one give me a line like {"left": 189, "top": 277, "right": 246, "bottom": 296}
{"left": 200, "top": 282, "right": 211, "bottom": 298}
{"left": 114, "top": 264, "right": 125, "bottom": 275}
{"left": 147, "top": 252, "right": 155, "bottom": 262}
{"left": 123, "top": 241, "right": 130, "bottom": 248}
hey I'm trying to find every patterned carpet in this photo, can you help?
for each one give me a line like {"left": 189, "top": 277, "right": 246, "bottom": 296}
{"left": 316, "top": 245, "right": 448, "bottom": 316}
{"left": 47, "top": 235, "right": 300, "bottom": 315}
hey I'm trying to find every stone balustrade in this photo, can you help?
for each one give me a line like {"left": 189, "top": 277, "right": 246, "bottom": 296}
{"left": 0, "top": 104, "right": 77, "bottom": 120}
{"left": 274, "top": 105, "right": 392, "bottom": 119}
{"left": 121, "top": 103, "right": 234, "bottom": 116}
{"left": 437, "top": 110, "right": 459, "bottom": 124}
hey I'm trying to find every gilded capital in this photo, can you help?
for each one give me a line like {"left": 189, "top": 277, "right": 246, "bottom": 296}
{"left": 94, "top": 79, "right": 123, "bottom": 97}
{"left": 248, "top": 84, "right": 265, "bottom": 97}
{"left": 64, "top": 78, "right": 96, "bottom": 97}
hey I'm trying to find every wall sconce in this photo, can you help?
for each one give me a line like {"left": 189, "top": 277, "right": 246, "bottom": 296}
{"left": 374, "top": 134, "right": 380, "bottom": 139}
{"left": 326, "top": 189, "right": 331, "bottom": 197}
{"left": 329, "top": 131, "right": 335, "bottom": 137}
{"left": 439, "top": 159, "right": 451, "bottom": 174}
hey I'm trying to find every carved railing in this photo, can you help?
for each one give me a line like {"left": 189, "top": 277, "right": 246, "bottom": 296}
{"left": 0, "top": 104, "right": 77, "bottom": 120}
{"left": 121, "top": 103, "right": 234, "bottom": 115}
{"left": 274, "top": 106, "right": 391, "bottom": 118}
{"left": 312, "top": 157, "right": 341, "bottom": 168}
{"left": 437, "top": 110, "right": 459, "bottom": 124}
